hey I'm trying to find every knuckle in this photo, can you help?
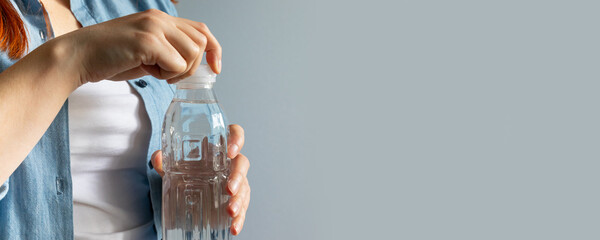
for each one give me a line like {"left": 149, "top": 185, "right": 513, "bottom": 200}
{"left": 234, "top": 154, "right": 248, "bottom": 166}
{"left": 196, "top": 22, "right": 208, "bottom": 30}
{"left": 190, "top": 45, "right": 201, "bottom": 57}
{"left": 230, "top": 124, "right": 244, "bottom": 135}
{"left": 240, "top": 154, "right": 249, "bottom": 163}
{"left": 144, "top": 8, "right": 166, "bottom": 16}
{"left": 197, "top": 34, "right": 208, "bottom": 46}
{"left": 232, "top": 195, "right": 242, "bottom": 204}
{"left": 138, "top": 16, "right": 162, "bottom": 32}
{"left": 216, "top": 44, "right": 223, "bottom": 55}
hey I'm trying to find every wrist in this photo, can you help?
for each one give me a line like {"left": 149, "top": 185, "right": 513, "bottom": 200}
{"left": 43, "top": 36, "right": 85, "bottom": 90}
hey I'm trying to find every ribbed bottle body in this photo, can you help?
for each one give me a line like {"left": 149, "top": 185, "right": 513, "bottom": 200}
{"left": 162, "top": 87, "right": 231, "bottom": 240}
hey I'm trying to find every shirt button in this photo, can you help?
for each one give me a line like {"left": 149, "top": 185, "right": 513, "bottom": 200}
{"left": 135, "top": 79, "right": 148, "bottom": 88}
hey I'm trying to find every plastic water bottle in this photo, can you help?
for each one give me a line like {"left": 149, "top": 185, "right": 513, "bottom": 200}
{"left": 161, "top": 64, "right": 231, "bottom": 240}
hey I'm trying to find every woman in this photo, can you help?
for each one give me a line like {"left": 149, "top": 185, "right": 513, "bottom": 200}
{"left": 0, "top": 0, "right": 251, "bottom": 239}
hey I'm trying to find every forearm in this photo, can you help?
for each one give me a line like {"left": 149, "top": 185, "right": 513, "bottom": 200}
{"left": 0, "top": 39, "right": 80, "bottom": 183}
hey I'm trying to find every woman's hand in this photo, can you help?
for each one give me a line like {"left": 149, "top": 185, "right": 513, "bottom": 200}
{"left": 52, "top": 8, "right": 221, "bottom": 85}
{"left": 0, "top": 9, "right": 223, "bottom": 184}
{"left": 150, "top": 124, "right": 251, "bottom": 235}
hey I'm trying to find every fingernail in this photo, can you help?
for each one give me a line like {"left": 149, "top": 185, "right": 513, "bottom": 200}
{"left": 233, "top": 222, "right": 240, "bottom": 234}
{"left": 218, "top": 59, "right": 222, "bottom": 73}
{"left": 230, "top": 201, "right": 240, "bottom": 215}
{"left": 228, "top": 144, "right": 239, "bottom": 157}
{"left": 229, "top": 177, "right": 240, "bottom": 193}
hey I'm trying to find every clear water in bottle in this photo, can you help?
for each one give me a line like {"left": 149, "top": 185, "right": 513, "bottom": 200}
{"left": 161, "top": 65, "right": 231, "bottom": 240}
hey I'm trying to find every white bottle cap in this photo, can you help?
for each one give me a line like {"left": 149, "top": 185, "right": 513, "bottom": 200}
{"left": 179, "top": 64, "right": 217, "bottom": 84}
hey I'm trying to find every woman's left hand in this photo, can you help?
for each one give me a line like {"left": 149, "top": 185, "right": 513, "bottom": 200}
{"left": 150, "top": 124, "right": 250, "bottom": 235}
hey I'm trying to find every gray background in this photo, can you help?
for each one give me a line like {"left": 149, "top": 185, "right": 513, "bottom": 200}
{"left": 177, "top": 1, "right": 600, "bottom": 239}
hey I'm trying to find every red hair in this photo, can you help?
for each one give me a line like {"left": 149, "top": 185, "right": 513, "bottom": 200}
{"left": 0, "top": 0, "right": 178, "bottom": 59}
{"left": 0, "top": 0, "right": 28, "bottom": 59}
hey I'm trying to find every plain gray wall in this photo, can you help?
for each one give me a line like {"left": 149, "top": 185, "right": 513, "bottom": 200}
{"left": 177, "top": 1, "right": 600, "bottom": 239}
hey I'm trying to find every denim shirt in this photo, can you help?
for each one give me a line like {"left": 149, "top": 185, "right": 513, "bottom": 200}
{"left": 0, "top": 0, "right": 178, "bottom": 239}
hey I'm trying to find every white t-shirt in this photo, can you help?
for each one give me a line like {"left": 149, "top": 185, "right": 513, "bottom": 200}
{"left": 68, "top": 80, "right": 155, "bottom": 240}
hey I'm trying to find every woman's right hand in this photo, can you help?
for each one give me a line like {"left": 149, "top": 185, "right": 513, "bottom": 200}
{"left": 1, "top": 9, "right": 219, "bottom": 184}
{"left": 55, "top": 9, "right": 221, "bottom": 86}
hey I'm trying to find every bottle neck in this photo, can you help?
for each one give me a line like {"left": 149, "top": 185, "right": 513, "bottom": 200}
{"left": 174, "top": 82, "right": 217, "bottom": 101}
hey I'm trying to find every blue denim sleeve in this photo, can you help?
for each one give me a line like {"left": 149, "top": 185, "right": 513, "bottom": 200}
{"left": 159, "top": 0, "right": 178, "bottom": 17}
{"left": 0, "top": 179, "right": 7, "bottom": 200}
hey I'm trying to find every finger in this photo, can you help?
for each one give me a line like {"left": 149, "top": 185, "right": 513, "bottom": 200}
{"left": 166, "top": 49, "right": 203, "bottom": 84}
{"left": 231, "top": 204, "right": 246, "bottom": 235}
{"left": 163, "top": 25, "right": 206, "bottom": 82}
{"left": 227, "top": 124, "right": 245, "bottom": 159}
{"left": 140, "top": 33, "right": 187, "bottom": 79}
{"left": 179, "top": 18, "right": 222, "bottom": 73}
{"left": 166, "top": 24, "right": 208, "bottom": 83}
{"left": 227, "top": 178, "right": 249, "bottom": 217}
{"left": 151, "top": 150, "right": 165, "bottom": 177}
{"left": 242, "top": 181, "right": 251, "bottom": 213}
{"left": 227, "top": 154, "right": 249, "bottom": 195}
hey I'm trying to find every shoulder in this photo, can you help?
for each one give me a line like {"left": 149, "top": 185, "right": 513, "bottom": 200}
{"left": 75, "top": 0, "right": 178, "bottom": 23}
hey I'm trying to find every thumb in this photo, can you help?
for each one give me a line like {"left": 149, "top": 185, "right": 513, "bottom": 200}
{"left": 151, "top": 150, "right": 165, "bottom": 177}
